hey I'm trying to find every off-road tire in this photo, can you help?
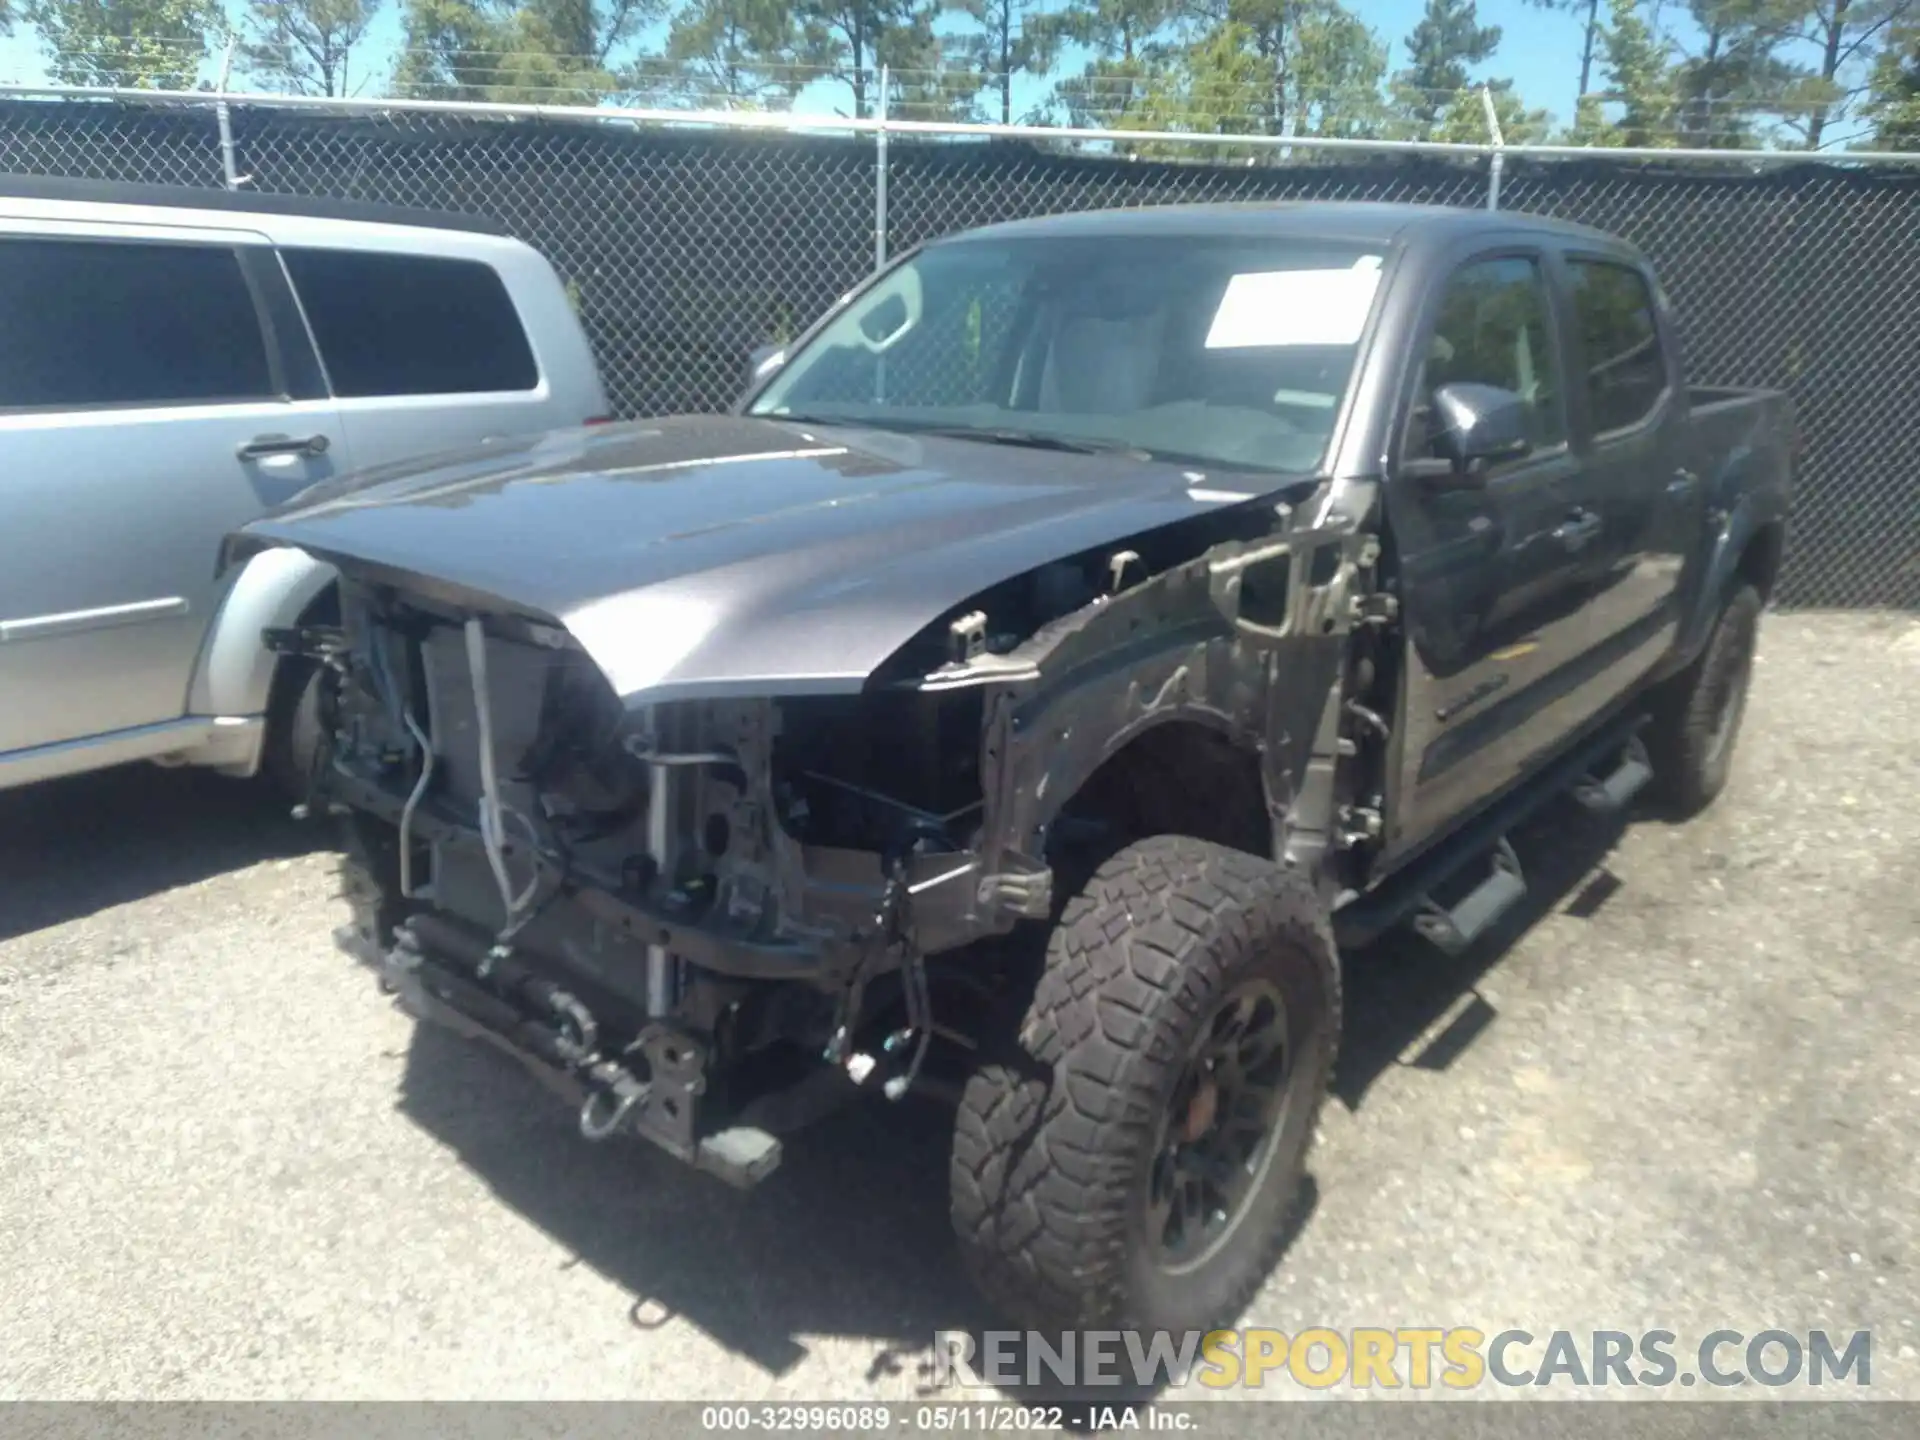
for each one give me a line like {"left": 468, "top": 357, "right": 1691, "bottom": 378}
{"left": 950, "top": 834, "right": 1340, "bottom": 1332}
{"left": 1646, "top": 583, "right": 1762, "bottom": 817}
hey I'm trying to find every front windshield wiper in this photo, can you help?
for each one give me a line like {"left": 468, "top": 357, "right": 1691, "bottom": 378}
{"left": 904, "top": 425, "right": 1153, "bottom": 460}
{"left": 758, "top": 412, "right": 1154, "bottom": 460}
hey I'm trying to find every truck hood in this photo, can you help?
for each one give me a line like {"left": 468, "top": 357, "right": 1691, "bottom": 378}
{"left": 238, "top": 414, "right": 1282, "bottom": 705}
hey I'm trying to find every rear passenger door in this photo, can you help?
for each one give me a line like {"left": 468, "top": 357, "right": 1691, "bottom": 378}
{"left": 0, "top": 226, "right": 346, "bottom": 757}
{"left": 278, "top": 247, "right": 553, "bottom": 469}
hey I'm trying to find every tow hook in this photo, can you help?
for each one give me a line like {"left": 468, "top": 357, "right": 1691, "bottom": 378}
{"left": 578, "top": 1060, "right": 648, "bottom": 1142}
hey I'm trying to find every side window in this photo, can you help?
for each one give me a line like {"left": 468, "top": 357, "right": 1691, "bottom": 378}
{"left": 1567, "top": 259, "right": 1667, "bottom": 434}
{"left": 282, "top": 249, "right": 538, "bottom": 398}
{"left": 1406, "top": 255, "right": 1565, "bottom": 460}
{"left": 0, "top": 238, "right": 272, "bottom": 410}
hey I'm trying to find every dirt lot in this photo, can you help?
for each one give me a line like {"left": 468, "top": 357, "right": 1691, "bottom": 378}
{"left": 2, "top": 610, "right": 1918, "bottom": 1401}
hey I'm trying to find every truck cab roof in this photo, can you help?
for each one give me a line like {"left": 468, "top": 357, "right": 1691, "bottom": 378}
{"left": 946, "top": 200, "right": 1632, "bottom": 254}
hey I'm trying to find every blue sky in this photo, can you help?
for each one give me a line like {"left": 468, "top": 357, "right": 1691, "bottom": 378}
{"left": 0, "top": 0, "right": 1636, "bottom": 131}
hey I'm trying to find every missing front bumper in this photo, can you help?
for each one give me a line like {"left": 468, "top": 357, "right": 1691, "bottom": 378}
{"left": 367, "top": 913, "right": 783, "bottom": 1189}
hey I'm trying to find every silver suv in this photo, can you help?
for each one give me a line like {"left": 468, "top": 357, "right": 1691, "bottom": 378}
{"left": 0, "top": 176, "right": 610, "bottom": 795}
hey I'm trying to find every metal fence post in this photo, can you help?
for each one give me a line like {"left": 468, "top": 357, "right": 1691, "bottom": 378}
{"left": 1480, "top": 84, "right": 1505, "bottom": 211}
{"left": 214, "top": 36, "right": 250, "bottom": 190}
{"left": 874, "top": 65, "right": 890, "bottom": 271}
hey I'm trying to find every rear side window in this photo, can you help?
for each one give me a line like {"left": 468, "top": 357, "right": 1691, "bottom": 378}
{"left": 282, "top": 249, "right": 538, "bottom": 398}
{"left": 1568, "top": 259, "right": 1668, "bottom": 434}
{"left": 0, "top": 238, "right": 272, "bottom": 410}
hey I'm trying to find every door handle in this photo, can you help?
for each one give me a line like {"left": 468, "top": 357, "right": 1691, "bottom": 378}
{"left": 238, "top": 432, "right": 330, "bottom": 461}
{"left": 1553, "top": 510, "right": 1603, "bottom": 551}
{"left": 1667, "top": 467, "right": 1700, "bottom": 494}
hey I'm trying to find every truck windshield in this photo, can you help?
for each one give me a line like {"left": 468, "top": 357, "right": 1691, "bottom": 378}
{"left": 749, "top": 233, "right": 1386, "bottom": 476}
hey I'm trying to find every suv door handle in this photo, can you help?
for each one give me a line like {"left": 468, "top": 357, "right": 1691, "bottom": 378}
{"left": 238, "top": 433, "right": 330, "bottom": 461}
{"left": 1553, "top": 510, "right": 1603, "bottom": 551}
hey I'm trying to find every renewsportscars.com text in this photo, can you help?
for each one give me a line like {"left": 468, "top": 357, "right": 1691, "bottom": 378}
{"left": 931, "top": 1327, "right": 1873, "bottom": 1390}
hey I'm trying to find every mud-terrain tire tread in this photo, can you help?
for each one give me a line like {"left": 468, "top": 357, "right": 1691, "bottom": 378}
{"left": 950, "top": 834, "right": 1339, "bottom": 1332}
{"left": 1647, "top": 583, "right": 1762, "bottom": 817}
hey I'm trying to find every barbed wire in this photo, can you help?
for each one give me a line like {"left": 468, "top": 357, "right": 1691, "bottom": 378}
{"left": 4, "top": 41, "right": 1905, "bottom": 149}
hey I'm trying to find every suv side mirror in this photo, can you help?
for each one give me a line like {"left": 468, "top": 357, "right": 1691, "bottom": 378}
{"left": 746, "top": 342, "right": 787, "bottom": 390}
{"left": 1419, "top": 382, "right": 1534, "bottom": 488}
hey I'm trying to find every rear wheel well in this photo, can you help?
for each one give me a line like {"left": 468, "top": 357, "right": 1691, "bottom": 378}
{"left": 1737, "top": 522, "right": 1785, "bottom": 602}
{"left": 1053, "top": 721, "right": 1273, "bottom": 868}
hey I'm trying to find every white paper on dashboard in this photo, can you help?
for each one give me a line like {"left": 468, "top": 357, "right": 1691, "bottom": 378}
{"left": 1204, "top": 255, "right": 1384, "bottom": 350}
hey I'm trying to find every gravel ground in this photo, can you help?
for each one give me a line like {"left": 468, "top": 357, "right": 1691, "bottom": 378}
{"left": 2, "top": 610, "right": 1917, "bottom": 1402}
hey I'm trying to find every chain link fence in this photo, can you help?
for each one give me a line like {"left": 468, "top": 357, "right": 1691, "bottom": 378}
{"left": 3, "top": 88, "right": 1918, "bottom": 608}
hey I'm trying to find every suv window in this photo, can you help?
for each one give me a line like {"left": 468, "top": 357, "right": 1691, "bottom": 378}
{"left": 1568, "top": 259, "right": 1667, "bottom": 433}
{"left": 0, "top": 239, "right": 272, "bottom": 410}
{"left": 283, "top": 249, "right": 538, "bottom": 398}
{"left": 1408, "top": 255, "right": 1565, "bottom": 460}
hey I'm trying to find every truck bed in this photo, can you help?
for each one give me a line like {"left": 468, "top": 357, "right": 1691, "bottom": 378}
{"left": 1687, "top": 384, "right": 1797, "bottom": 487}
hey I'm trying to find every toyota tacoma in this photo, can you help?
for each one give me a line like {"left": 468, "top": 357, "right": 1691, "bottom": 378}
{"left": 229, "top": 202, "right": 1795, "bottom": 1333}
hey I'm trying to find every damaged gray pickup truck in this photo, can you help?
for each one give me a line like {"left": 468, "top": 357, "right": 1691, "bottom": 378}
{"left": 228, "top": 202, "right": 1795, "bottom": 1333}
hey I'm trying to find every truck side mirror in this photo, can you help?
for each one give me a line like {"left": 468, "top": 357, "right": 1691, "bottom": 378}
{"left": 745, "top": 342, "right": 787, "bottom": 390}
{"left": 1421, "top": 382, "right": 1533, "bottom": 487}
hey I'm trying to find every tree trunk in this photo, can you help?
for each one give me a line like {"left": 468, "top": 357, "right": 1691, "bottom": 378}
{"left": 1000, "top": 0, "right": 1012, "bottom": 123}
{"left": 1578, "top": 0, "right": 1599, "bottom": 94}
{"left": 852, "top": 17, "right": 868, "bottom": 118}
{"left": 1807, "top": 0, "right": 1849, "bottom": 148}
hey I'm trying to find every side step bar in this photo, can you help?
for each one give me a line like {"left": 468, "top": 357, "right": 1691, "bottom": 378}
{"left": 1412, "top": 839, "right": 1526, "bottom": 957}
{"left": 1334, "top": 713, "right": 1649, "bottom": 953}
{"left": 1572, "top": 734, "right": 1654, "bottom": 815}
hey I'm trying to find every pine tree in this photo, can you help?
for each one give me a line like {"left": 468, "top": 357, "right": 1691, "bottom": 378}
{"left": 1046, "top": 0, "right": 1181, "bottom": 126}
{"left": 1866, "top": 19, "right": 1920, "bottom": 145}
{"left": 1524, "top": 0, "right": 1605, "bottom": 96}
{"left": 243, "top": 0, "right": 383, "bottom": 95}
{"left": 955, "top": 0, "right": 1060, "bottom": 122}
{"left": 27, "top": 0, "right": 219, "bottom": 89}
{"left": 1393, "top": 0, "right": 1502, "bottom": 130}
{"left": 1670, "top": 0, "right": 1804, "bottom": 148}
{"left": 632, "top": 0, "right": 825, "bottom": 108}
{"left": 791, "top": 0, "right": 942, "bottom": 118}
{"left": 1430, "top": 76, "right": 1553, "bottom": 141}
{"left": 395, "top": 0, "right": 661, "bottom": 102}
{"left": 1603, "top": 0, "right": 1679, "bottom": 143}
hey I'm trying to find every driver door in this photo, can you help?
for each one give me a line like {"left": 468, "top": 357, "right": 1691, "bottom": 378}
{"left": 1382, "top": 249, "right": 1591, "bottom": 863}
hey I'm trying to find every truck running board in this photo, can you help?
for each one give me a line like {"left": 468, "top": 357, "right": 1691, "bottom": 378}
{"left": 1571, "top": 734, "right": 1654, "bottom": 815}
{"left": 1332, "top": 711, "right": 1648, "bottom": 953}
{"left": 1411, "top": 839, "right": 1527, "bottom": 956}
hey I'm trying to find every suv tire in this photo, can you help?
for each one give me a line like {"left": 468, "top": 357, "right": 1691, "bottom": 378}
{"left": 263, "top": 658, "right": 327, "bottom": 803}
{"left": 950, "top": 834, "right": 1339, "bottom": 1332}
{"left": 1647, "top": 583, "right": 1762, "bottom": 817}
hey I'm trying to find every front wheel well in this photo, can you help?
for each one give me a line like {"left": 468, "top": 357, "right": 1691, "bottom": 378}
{"left": 1051, "top": 720, "right": 1273, "bottom": 869}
